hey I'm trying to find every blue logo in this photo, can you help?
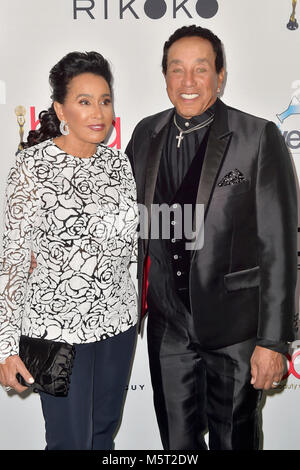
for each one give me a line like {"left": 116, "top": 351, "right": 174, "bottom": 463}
{"left": 277, "top": 86, "right": 300, "bottom": 153}
{"left": 277, "top": 96, "right": 300, "bottom": 123}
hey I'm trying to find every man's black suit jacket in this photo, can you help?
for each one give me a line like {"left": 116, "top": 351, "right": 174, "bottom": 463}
{"left": 126, "top": 99, "right": 298, "bottom": 349}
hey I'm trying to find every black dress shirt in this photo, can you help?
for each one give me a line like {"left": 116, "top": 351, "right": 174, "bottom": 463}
{"left": 148, "top": 105, "right": 214, "bottom": 315}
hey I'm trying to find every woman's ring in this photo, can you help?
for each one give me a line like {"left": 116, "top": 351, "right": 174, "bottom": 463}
{"left": 272, "top": 381, "right": 279, "bottom": 386}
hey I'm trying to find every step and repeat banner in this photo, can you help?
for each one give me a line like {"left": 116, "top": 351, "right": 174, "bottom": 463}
{"left": 0, "top": 0, "right": 300, "bottom": 450}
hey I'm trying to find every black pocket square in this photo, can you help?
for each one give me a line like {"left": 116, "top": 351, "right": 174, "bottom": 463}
{"left": 218, "top": 169, "right": 247, "bottom": 187}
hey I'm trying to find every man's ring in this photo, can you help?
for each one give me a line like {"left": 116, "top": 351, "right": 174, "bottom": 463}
{"left": 2, "top": 385, "right": 12, "bottom": 392}
{"left": 272, "top": 381, "right": 280, "bottom": 386}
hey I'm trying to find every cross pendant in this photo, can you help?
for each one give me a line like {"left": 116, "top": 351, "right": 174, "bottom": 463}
{"left": 176, "top": 132, "right": 184, "bottom": 148}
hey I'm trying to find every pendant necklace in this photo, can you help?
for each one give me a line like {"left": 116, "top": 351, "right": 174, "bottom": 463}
{"left": 173, "top": 114, "right": 214, "bottom": 148}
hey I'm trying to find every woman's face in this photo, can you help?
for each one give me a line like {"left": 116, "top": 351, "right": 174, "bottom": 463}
{"left": 54, "top": 72, "right": 113, "bottom": 149}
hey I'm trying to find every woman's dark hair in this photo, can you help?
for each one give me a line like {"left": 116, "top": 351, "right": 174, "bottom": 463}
{"left": 26, "top": 51, "right": 113, "bottom": 147}
{"left": 162, "top": 25, "right": 224, "bottom": 75}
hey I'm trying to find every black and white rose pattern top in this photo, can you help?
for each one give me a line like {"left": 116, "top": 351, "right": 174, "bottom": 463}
{"left": 0, "top": 139, "right": 138, "bottom": 360}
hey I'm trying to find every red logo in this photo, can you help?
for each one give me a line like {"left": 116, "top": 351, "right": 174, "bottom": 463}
{"left": 282, "top": 349, "right": 300, "bottom": 380}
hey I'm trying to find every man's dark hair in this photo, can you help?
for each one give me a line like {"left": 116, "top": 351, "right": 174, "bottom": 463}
{"left": 162, "top": 25, "right": 224, "bottom": 75}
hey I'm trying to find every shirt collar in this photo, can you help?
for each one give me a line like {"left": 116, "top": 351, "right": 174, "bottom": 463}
{"left": 175, "top": 101, "right": 216, "bottom": 129}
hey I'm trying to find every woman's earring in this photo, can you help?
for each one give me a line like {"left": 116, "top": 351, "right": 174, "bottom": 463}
{"left": 59, "top": 120, "right": 69, "bottom": 136}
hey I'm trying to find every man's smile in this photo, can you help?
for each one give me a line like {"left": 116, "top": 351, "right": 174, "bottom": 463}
{"left": 180, "top": 93, "right": 200, "bottom": 100}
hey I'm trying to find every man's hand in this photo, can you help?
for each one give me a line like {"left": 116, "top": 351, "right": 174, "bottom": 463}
{"left": 250, "top": 345, "right": 284, "bottom": 390}
{"left": 0, "top": 355, "right": 34, "bottom": 394}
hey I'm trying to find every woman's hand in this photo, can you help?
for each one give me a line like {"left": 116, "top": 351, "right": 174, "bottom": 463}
{"left": 0, "top": 355, "right": 34, "bottom": 393}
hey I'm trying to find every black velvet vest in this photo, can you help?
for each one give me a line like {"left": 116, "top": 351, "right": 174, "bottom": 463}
{"left": 169, "top": 130, "right": 210, "bottom": 308}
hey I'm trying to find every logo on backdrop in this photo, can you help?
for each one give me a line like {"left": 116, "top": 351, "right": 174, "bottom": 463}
{"left": 277, "top": 81, "right": 300, "bottom": 154}
{"left": 125, "top": 384, "right": 145, "bottom": 391}
{"left": 15, "top": 105, "right": 121, "bottom": 152}
{"left": 287, "top": 0, "right": 298, "bottom": 30}
{"left": 15, "top": 106, "right": 26, "bottom": 152}
{"left": 282, "top": 341, "right": 300, "bottom": 388}
{"left": 73, "top": 0, "right": 219, "bottom": 20}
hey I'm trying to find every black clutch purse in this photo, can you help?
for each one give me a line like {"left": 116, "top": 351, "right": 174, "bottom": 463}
{"left": 16, "top": 335, "right": 76, "bottom": 397}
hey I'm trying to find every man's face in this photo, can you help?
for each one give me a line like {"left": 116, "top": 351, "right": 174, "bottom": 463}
{"left": 165, "top": 36, "right": 224, "bottom": 119}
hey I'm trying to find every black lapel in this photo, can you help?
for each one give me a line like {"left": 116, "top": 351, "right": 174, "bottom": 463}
{"left": 195, "top": 99, "right": 233, "bottom": 223}
{"left": 143, "top": 109, "right": 173, "bottom": 252}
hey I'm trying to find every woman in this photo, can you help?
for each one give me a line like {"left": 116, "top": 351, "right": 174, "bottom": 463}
{"left": 0, "top": 51, "right": 138, "bottom": 450}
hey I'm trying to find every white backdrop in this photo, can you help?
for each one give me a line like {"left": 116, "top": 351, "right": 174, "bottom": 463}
{"left": 0, "top": 0, "right": 300, "bottom": 450}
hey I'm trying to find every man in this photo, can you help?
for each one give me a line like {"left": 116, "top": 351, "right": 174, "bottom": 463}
{"left": 126, "top": 25, "right": 298, "bottom": 450}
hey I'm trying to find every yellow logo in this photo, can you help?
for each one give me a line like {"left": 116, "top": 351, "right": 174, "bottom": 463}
{"left": 14, "top": 105, "right": 26, "bottom": 152}
{"left": 287, "top": 0, "right": 298, "bottom": 29}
